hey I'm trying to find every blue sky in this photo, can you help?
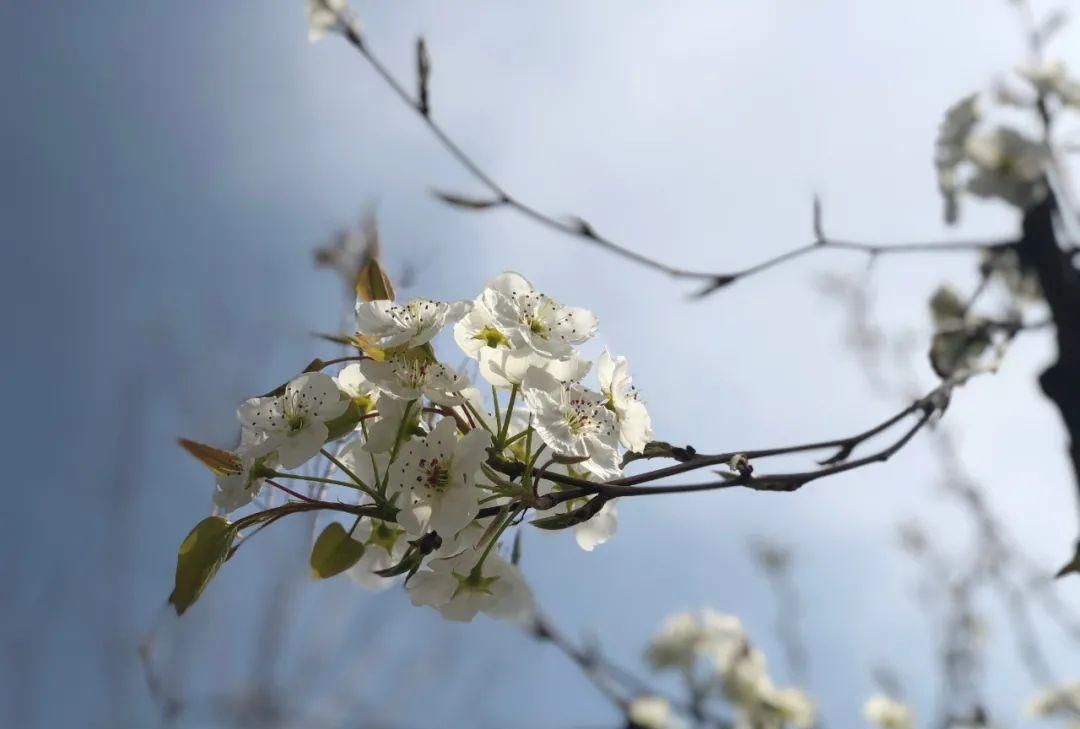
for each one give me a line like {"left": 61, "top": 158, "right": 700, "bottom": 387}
{"left": 6, "top": 1, "right": 1080, "bottom": 727}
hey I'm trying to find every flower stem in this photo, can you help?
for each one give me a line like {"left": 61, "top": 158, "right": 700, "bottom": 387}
{"left": 471, "top": 505, "right": 522, "bottom": 578}
{"left": 462, "top": 399, "right": 493, "bottom": 434}
{"left": 491, "top": 385, "right": 503, "bottom": 435}
{"left": 276, "top": 468, "right": 386, "bottom": 507}
{"left": 495, "top": 384, "right": 518, "bottom": 447}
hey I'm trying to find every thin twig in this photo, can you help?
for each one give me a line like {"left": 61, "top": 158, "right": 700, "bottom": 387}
{"left": 334, "top": 22, "right": 1011, "bottom": 297}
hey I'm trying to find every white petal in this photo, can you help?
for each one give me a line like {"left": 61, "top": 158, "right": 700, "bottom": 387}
{"left": 237, "top": 396, "right": 286, "bottom": 433}
{"left": 275, "top": 422, "right": 328, "bottom": 469}
{"left": 407, "top": 569, "right": 456, "bottom": 609}
{"left": 574, "top": 501, "right": 618, "bottom": 552}
{"left": 429, "top": 485, "right": 479, "bottom": 537}
{"left": 285, "top": 372, "right": 348, "bottom": 422}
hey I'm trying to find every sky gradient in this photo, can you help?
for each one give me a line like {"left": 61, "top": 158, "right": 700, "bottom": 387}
{"left": 6, "top": 1, "right": 1080, "bottom": 728}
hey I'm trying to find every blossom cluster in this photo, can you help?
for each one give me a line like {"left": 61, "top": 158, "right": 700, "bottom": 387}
{"left": 644, "top": 610, "right": 815, "bottom": 729}
{"left": 203, "top": 272, "right": 652, "bottom": 622}
{"left": 934, "top": 59, "right": 1080, "bottom": 222}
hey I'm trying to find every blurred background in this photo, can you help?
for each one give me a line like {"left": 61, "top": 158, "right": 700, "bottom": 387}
{"left": 6, "top": 1, "right": 1080, "bottom": 727}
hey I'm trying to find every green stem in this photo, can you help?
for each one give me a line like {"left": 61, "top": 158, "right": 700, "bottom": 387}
{"left": 316, "top": 449, "right": 385, "bottom": 505}
{"left": 359, "top": 419, "right": 382, "bottom": 497}
{"left": 502, "top": 428, "right": 531, "bottom": 450}
{"left": 471, "top": 506, "right": 522, "bottom": 578}
{"left": 524, "top": 444, "right": 547, "bottom": 492}
{"left": 384, "top": 399, "right": 416, "bottom": 473}
{"left": 496, "top": 385, "right": 518, "bottom": 447}
{"left": 274, "top": 468, "right": 380, "bottom": 507}
{"left": 491, "top": 385, "right": 503, "bottom": 435}
{"left": 463, "top": 399, "right": 493, "bottom": 434}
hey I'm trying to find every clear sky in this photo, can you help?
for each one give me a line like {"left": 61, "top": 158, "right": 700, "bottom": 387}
{"left": 6, "top": 1, "right": 1080, "bottom": 728}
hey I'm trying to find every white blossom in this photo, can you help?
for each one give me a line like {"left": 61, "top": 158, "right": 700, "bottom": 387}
{"left": 360, "top": 396, "right": 417, "bottom": 454}
{"left": 453, "top": 291, "right": 510, "bottom": 358}
{"left": 628, "top": 696, "right": 683, "bottom": 729}
{"left": 482, "top": 272, "right": 598, "bottom": 359}
{"left": 307, "top": 0, "right": 349, "bottom": 42}
{"left": 574, "top": 499, "right": 618, "bottom": 551}
{"left": 647, "top": 610, "right": 746, "bottom": 672}
{"left": 964, "top": 128, "right": 1048, "bottom": 209}
{"left": 521, "top": 367, "right": 621, "bottom": 479}
{"left": 236, "top": 372, "right": 348, "bottom": 469}
{"left": 766, "top": 688, "right": 815, "bottom": 729}
{"left": 360, "top": 354, "right": 468, "bottom": 406}
{"left": 477, "top": 347, "right": 590, "bottom": 390}
{"left": 212, "top": 440, "right": 276, "bottom": 513}
{"left": 1019, "top": 59, "right": 1080, "bottom": 106}
{"left": 355, "top": 298, "right": 470, "bottom": 351}
{"left": 335, "top": 363, "right": 379, "bottom": 414}
{"left": 347, "top": 517, "right": 408, "bottom": 591}
{"left": 390, "top": 418, "right": 491, "bottom": 537}
{"left": 406, "top": 548, "right": 534, "bottom": 623}
{"left": 597, "top": 349, "right": 652, "bottom": 452}
{"left": 934, "top": 94, "right": 979, "bottom": 224}
{"left": 1027, "top": 682, "right": 1080, "bottom": 719}
{"left": 863, "top": 695, "right": 916, "bottom": 729}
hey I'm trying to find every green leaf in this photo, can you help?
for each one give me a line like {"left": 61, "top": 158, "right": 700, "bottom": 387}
{"left": 310, "top": 522, "right": 366, "bottom": 579}
{"left": 169, "top": 516, "right": 237, "bottom": 616}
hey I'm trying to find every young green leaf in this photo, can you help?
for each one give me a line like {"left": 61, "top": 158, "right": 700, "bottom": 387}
{"left": 310, "top": 522, "right": 366, "bottom": 579}
{"left": 169, "top": 516, "right": 237, "bottom": 616}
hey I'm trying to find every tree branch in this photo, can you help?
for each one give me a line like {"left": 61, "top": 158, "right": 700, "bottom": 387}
{"left": 334, "top": 23, "right": 1010, "bottom": 297}
{"left": 1018, "top": 194, "right": 1080, "bottom": 529}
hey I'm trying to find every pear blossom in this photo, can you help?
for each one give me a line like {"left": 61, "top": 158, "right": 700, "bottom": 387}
{"left": 521, "top": 367, "right": 621, "bottom": 479}
{"left": 574, "top": 499, "right": 618, "bottom": 551}
{"left": 212, "top": 443, "right": 276, "bottom": 514}
{"left": 307, "top": 0, "right": 349, "bottom": 42}
{"left": 478, "top": 347, "right": 590, "bottom": 390}
{"left": 335, "top": 363, "right": 379, "bottom": 413}
{"left": 360, "top": 354, "right": 468, "bottom": 406}
{"left": 535, "top": 463, "right": 620, "bottom": 551}
{"left": 355, "top": 297, "right": 470, "bottom": 350}
{"left": 347, "top": 517, "right": 408, "bottom": 590}
{"left": 628, "top": 696, "right": 683, "bottom": 729}
{"left": 360, "top": 396, "right": 418, "bottom": 454}
{"left": 933, "top": 94, "right": 979, "bottom": 224}
{"left": 1027, "top": 681, "right": 1080, "bottom": 720}
{"left": 335, "top": 446, "right": 409, "bottom": 589}
{"left": 236, "top": 372, "right": 348, "bottom": 469}
{"left": 406, "top": 548, "right": 534, "bottom": 623}
{"left": 390, "top": 418, "right": 491, "bottom": 537}
{"left": 597, "top": 349, "right": 652, "bottom": 452}
{"left": 483, "top": 272, "right": 598, "bottom": 359}
{"left": 964, "top": 128, "right": 1048, "bottom": 209}
{"left": 863, "top": 695, "right": 915, "bottom": 729}
{"left": 453, "top": 292, "right": 511, "bottom": 358}
{"left": 646, "top": 610, "right": 746, "bottom": 672}
{"left": 1018, "top": 59, "right": 1080, "bottom": 106}
{"left": 765, "top": 688, "right": 815, "bottom": 729}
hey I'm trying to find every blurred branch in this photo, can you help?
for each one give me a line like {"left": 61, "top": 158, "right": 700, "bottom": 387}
{"left": 749, "top": 540, "right": 808, "bottom": 684}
